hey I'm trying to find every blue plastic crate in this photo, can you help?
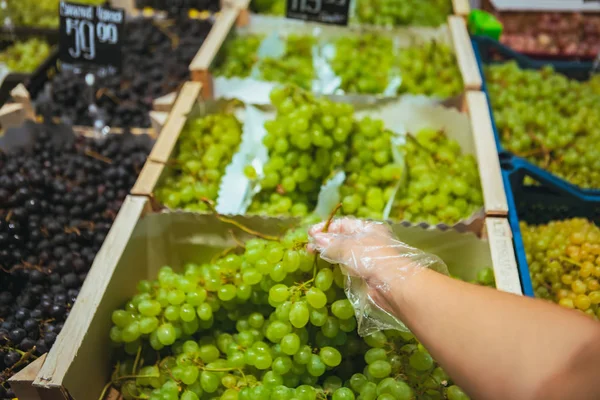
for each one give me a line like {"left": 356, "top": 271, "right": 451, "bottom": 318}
{"left": 502, "top": 156, "right": 600, "bottom": 296}
{"left": 471, "top": 35, "right": 600, "bottom": 195}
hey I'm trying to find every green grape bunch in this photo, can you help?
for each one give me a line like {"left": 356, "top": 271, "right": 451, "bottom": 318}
{"left": 340, "top": 117, "right": 403, "bottom": 219}
{"left": 215, "top": 35, "right": 263, "bottom": 79}
{"left": 155, "top": 113, "right": 243, "bottom": 212}
{"left": 0, "top": 38, "right": 52, "bottom": 73}
{"left": 107, "top": 222, "right": 477, "bottom": 400}
{"left": 331, "top": 33, "right": 395, "bottom": 94}
{"left": 486, "top": 62, "right": 600, "bottom": 189}
{"left": 248, "top": 86, "right": 353, "bottom": 217}
{"left": 392, "top": 129, "right": 483, "bottom": 225}
{"left": 397, "top": 42, "right": 463, "bottom": 98}
{"left": 355, "top": 0, "right": 452, "bottom": 27}
{"left": 3, "top": 0, "right": 104, "bottom": 27}
{"left": 259, "top": 35, "right": 315, "bottom": 91}
{"left": 522, "top": 218, "right": 600, "bottom": 320}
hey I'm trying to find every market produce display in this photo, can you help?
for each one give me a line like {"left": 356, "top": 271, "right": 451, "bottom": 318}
{"left": 0, "top": 123, "right": 151, "bottom": 398}
{"left": 1, "top": 0, "right": 103, "bottom": 28}
{"left": 522, "top": 218, "right": 600, "bottom": 320}
{"left": 355, "top": 0, "right": 452, "bottom": 27}
{"left": 155, "top": 113, "right": 243, "bottom": 212}
{"left": 35, "top": 17, "right": 212, "bottom": 128}
{"left": 107, "top": 222, "right": 495, "bottom": 399}
{"left": 0, "top": 38, "right": 52, "bottom": 73}
{"left": 248, "top": 86, "right": 352, "bottom": 216}
{"left": 392, "top": 129, "right": 483, "bottom": 226}
{"left": 497, "top": 12, "right": 600, "bottom": 59}
{"left": 486, "top": 62, "right": 600, "bottom": 189}
{"left": 214, "top": 35, "right": 463, "bottom": 98}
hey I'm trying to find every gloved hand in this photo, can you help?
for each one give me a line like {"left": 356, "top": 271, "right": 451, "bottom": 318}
{"left": 308, "top": 217, "right": 448, "bottom": 335}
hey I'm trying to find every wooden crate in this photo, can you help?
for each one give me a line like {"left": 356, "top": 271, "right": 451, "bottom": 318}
{"left": 9, "top": 194, "right": 520, "bottom": 399}
{"left": 131, "top": 83, "right": 507, "bottom": 219}
{"left": 189, "top": 12, "right": 482, "bottom": 99}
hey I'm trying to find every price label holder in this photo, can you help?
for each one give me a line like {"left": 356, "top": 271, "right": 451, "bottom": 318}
{"left": 59, "top": 1, "right": 124, "bottom": 136}
{"left": 286, "top": 0, "right": 350, "bottom": 26}
{"left": 59, "top": 1, "right": 125, "bottom": 74}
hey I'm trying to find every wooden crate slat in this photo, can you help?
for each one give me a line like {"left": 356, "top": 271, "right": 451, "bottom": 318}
{"left": 449, "top": 15, "right": 482, "bottom": 91}
{"left": 467, "top": 91, "right": 509, "bottom": 217}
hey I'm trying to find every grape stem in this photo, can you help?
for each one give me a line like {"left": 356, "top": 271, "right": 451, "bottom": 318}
{"left": 201, "top": 198, "right": 280, "bottom": 241}
{"left": 558, "top": 256, "right": 583, "bottom": 268}
{"left": 132, "top": 345, "right": 142, "bottom": 375}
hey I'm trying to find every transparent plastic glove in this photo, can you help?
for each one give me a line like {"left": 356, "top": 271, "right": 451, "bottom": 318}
{"left": 309, "top": 218, "right": 449, "bottom": 335}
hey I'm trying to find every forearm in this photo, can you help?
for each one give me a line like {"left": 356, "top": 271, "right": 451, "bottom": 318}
{"left": 379, "top": 268, "right": 600, "bottom": 400}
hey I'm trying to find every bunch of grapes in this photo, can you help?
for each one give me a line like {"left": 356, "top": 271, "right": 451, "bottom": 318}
{"left": 214, "top": 35, "right": 263, "bottom": 78}
{"left": 259, "top": 35, "right": 315, "bottom": 91}
{"left": 340, "top": 117, "right": 403, "bottom": 219}
{"left": 486, "top": 62, "right": 600, "bottom": 189}
{"left": 397, "top": 42, "right": 463, "bottom": 98}
{"left": 392, "top": 129, "right": 483, "bottom": 225}
{"left": 155, "top": 113, "right": 243, "bottom": 212}
{"left": 330, "top": 33, "right": 395, "bottom": 94}
{"left": 0, "top": 122, "right": 150, "bottom": 397}
{"left": 522, "top": 218, "right": 600, "bottom": 319}
{"left": 0, "top": 38, "right": 52, "bottom": 73}
{"left": 3, "top": 0, "right": 103, "bottom": 27}
{"left": 248, "top": 86, "right": 352, "bottom": 217}
{"left": 107, "top": 223, "right": 482, "bottom": 400}
{"left": 355, "top": 0, "right": 451, "bottom": 27}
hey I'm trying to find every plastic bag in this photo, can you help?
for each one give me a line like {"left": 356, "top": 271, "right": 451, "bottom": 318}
{"left": 309, "top": 218, "right": 448, "bottom": 335}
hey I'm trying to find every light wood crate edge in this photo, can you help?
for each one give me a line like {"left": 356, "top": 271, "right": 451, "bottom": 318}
{"left": 466, "top": 90, "right": 509, "bottom": 217}
{"left": 448, "top": 15, "right": 482, "bottom": 91}
{"left": 485, "top": 217, "right": 522, "bottom": 295}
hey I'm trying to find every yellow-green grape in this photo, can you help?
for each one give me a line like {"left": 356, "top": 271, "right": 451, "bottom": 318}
{"left": 250, "top": 0, "right": 285, "bottom": 15}
{"left": 522, "top": 218, "right": 600, "bottom": 320}
{"left": 248, "top": 85, "right": 353, "bottom": 217}
{"left": 331, "top": 33, "right": 395, "bottom": 94}
{"left": 397, "top": 42, "right": 463, "bottom": 98}
{"left": 109, "top": 224, "right": 477, "bottom": 400}
{"left": 155, "top": 113, "right": 243, "bottom": 212}
{"left": 355, "top": 0, "right": 451, "bottom": 27}
{"left": 486, "top": 62, "right": 600, "bottom": 189}
{"left": 340, "top": 117, "right": 402, "bottom": 219}
{"left": 259, "top": 35, "right": 315, "bottom": 90}
{"left": 5, "top": 0, "right": 104, "bottom": 27}
{"left": 0, "top": 38, "right": 52, "bottom": 73}
{"left": 214, "top": 35, "right": 263, "bottom": 78}
{"left": 392, "top": 128, "right": 483, "bottom": 225}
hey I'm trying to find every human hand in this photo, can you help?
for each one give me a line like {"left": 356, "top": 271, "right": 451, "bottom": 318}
{"left": 309, "top": 217, "right": 440, "bottom": 291}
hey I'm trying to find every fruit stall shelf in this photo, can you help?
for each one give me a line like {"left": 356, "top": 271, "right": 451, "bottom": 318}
{"left": 130, "top": 81, "right": 508, "bottom": 225}
{"left": 8, "top": 193, "right": 520, "bottom": 400}
{"left": 0, "top": 29, "right": 58, "bottom": 108}
{"left": 501, "top": 155, "right": 600, "bottom": 297}
{"left": 189, "top": 8, "right": 481, "bottom": 99}
{"left": 471, "top": 35, "right": 599, "bottom": 195}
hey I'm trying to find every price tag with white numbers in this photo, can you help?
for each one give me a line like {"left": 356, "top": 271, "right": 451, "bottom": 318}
{"left": 59, "top": 1, "right": 125, "bottom": 73}
{"left": 286, "top": 0, "right": 350, "bottom": 26}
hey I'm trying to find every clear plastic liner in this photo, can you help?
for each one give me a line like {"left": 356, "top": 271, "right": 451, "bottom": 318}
{"left": 310, "top": 218, "right": 449, "bottom": 335}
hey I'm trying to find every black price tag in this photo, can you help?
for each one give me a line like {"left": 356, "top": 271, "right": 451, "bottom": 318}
{"left": 59, "top": 1, "right": 125, "bottom": 73}
{"left": 286, "top": 0, "right": 350, "bottom": 26}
